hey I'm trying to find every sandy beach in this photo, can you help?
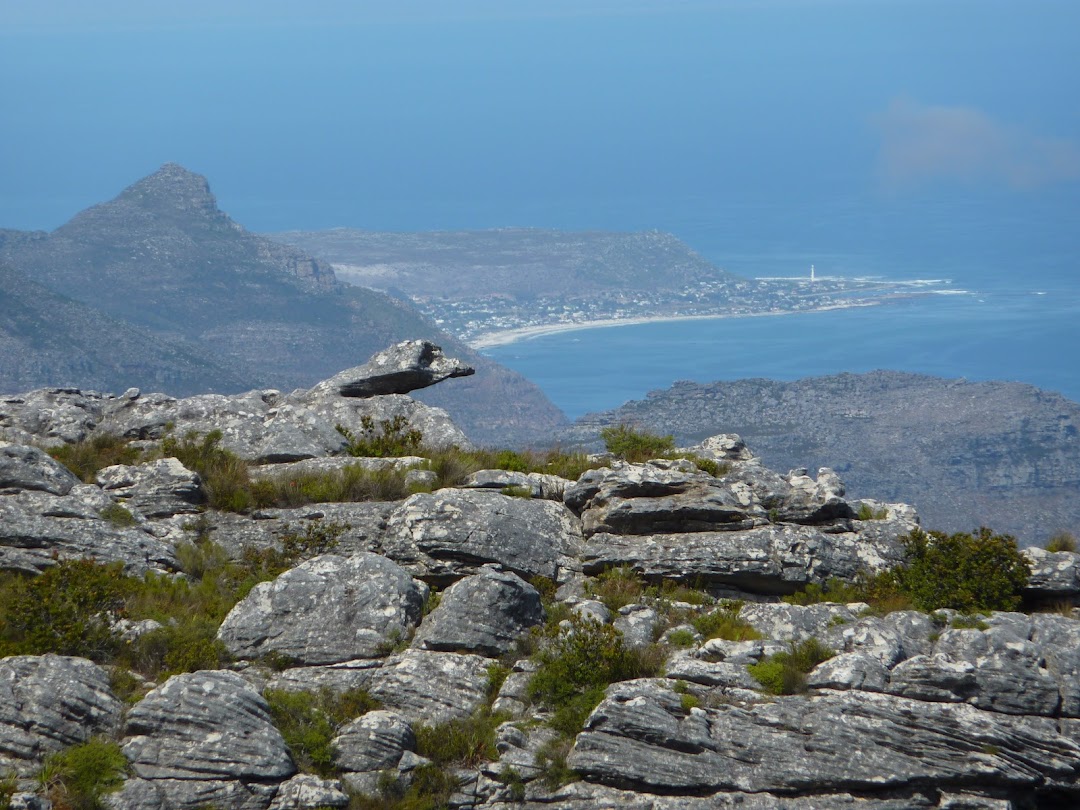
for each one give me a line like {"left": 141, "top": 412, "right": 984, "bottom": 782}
{"left": 468, "top": 302, "right": 878, "bottom": 350}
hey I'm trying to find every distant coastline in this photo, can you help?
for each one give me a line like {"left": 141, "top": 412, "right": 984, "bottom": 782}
{"left": 470, "top": 300, "right": 881, "bottom": 350}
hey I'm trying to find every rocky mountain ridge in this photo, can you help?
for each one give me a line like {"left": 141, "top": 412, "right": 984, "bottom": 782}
{"left": 567, "top": 371, "right": 1080, "bottom": 547}
{"left": 2, "top": 342, "right": 1079, "bottom": 809}
{"left": 0, "top": 164, "right": 566, "bottom": 446}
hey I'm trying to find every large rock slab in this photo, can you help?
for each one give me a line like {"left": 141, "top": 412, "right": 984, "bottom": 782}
{"left": 122, "top": 670, "right": 295, "bottom": 781}
{"left": 0, "top": 485, "right": 177, "bottom": 575}
{"left": 382, "top": 489, "right": 583, "bottom": 582}
{"left": 0, "top": 389, "right": 110, "bottom": 446}
{"left": 568, "top": 680, "right": 1080, "bottom": 798}
{"left": 1023, "top": 547, "right": 1080, "bottom": 603}
{"left": 96, "top": 457, "right": 205, "bottom": 518}
{"left": 305, "top": 340, "right": 474, "bottom": 399}
{"left": 368, "top": 650, "right": 490, "bottom": 724}
{"left": 581, "top": 525, "right": 903, "bottom": 596}
{"left": 0, "top": 444, "right": 79, "bottom": 495}
{"left": 412, "top": 566, "right": 545, "bottom": 656}
{"left": 0, "top": 655, "right": 123, "bottom": 776}
{"left": 218, "top": 553, "right": 427, "bottom": 665}
{"left": 332, "top": 709, "right": 416, "bottom": 774}
{"left": 106, "top": 777, "right": 279, "bottom": 810}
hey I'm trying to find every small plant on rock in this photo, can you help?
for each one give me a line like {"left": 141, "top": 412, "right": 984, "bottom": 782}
{"left": 691, "top": 604, "right": 761, "bottom": 642}
{"left": 37, "top": 737, "right": 129, "bottom": 810}
{"left": 748, "top": 637, "right": 835, "bottom": 695}
{"left": 48, "top": 433, "right": 141, "bottom": 483}
{"left": 264, "top": 687, "right": 380, "bottom": 777}
{"left": 1046, "top": 531, "right": 1078, "bottom": 553}
{"left": 599, "top": 424, "right": 676, "bottom": 463}
{"left": 587, "top": 566, "right": 646, "bottom": 611}
{"left": 337, "top": 415, "right": 424, "bottom": 458}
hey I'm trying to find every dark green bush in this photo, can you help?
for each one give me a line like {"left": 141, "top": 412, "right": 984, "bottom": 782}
{"left": 338, "top": 416, "right": 424, "bottom": 458}
{"left": 599, "top": 424, "right": 675, "bottom": 462}
{"left": 37, "top": 737, "right": 129, "bottom": 810}
{"left": 264, "top": 687, "right": 380, "bottom": 777}
{"left": 48, "top": 433, "right": 141, "bottom": 483}
{"left": 747, "top": 637, "right": 835, "bottom": 695}
{"left": 0, "top": 560, "right": 130, "bottom": 661}
{"left": 883, "top": 528, "right": 1030, "bottom": 612}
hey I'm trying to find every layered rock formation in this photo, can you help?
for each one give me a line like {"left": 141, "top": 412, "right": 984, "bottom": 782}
{"left": 2, "top": 344, "right": 1079, "bottom": 809}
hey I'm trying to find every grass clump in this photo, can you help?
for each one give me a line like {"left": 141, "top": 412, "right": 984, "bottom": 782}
{"left": 1046, "top": 531, "right": 1078, "bottom": 553}
{"left": 37, "top": 737, "right": 129, "bottom": 810}
{"left": 666, "top": 628, "right": 697, "bottom": 647}
{"left": 414, "top": 709, "right": 508, "bottom": 768}
{"left": 161, "top": 429, "right": 254, "bottom": 512}
{"left": 782, "top": 577, "right": 866, "bottom": 606}
{"left": 48, "top": 433, "right": 141, "bottom": 483}
{"left": 338, "top": 415, "right": 424, "bottom": 458}
{"left": 856, "top": 503, "right": 889, "bottom": 521}
{"left": 747, "top": 637, "right": 835, "bottom": 695}
{"left": 880, "top": 528, "right": 1030, "bottom": 612}
{"left": 264, "top": 687, "right": 380, "bottom": 777}
{"left": 587, "top": 566, "right": 646, "bottom": 611}
{"left": 528, "top": 614, "right": 664, "bottom": 735}
{"left": 600, "top": 424, "right": 675, "bottom": 463}
{"left": 691, "top": 604, "right": 762, "bottom": 642}
{"left": 99, "top": 502, "right": 137, "bottom": 528}
{"left": 255, "top": 465, "right": 414, "bottom": 507}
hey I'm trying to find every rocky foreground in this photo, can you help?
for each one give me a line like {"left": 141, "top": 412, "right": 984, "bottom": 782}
{"left": 2, "top": 342, "right": 1080, "bottom": 809}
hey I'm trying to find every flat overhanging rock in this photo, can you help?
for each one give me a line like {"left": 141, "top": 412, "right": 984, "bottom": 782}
{"left": 314, "top": 340, "right": 474, "bottom": 399}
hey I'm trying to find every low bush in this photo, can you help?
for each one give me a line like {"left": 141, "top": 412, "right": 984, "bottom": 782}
{"left": 161, "top": 429, "right": 254, "bottom": 512}
{"left": 600, "top": 424, "right": 675, "bottom": 462}
{"left": 48, "top": 433, "right": 141, "bottom": 483}
{"left": 255, "top": 465, "right": 415, "bottom": 507}
{"left": 881, "top": 528, "right": 1030, "bottom": 612}
{"left": 338, "top": 416, "right": 424, "bottom": 458}
{"left": 856, "top": 503, "right": 889, "bottom": 521}
{"left": 747, "top": 637, "right": 835, "bottom": 695}
{"left": 414, "top": 709, "right": 508, "bottom": 768}
{"left": 587, "top": 566, "right": 646, "bottom": 611}
{"left": 782, "top": 578, "right": 866, "bottom": 606}
{"left": 690, "top": 604, "right": 761, "bottom": 641}
{"left": 1046, "top": 531, "right": 1078, "bottom": 553}
{"left": 37, "top": 737, "right": 129, "bottom": 810}
{"left": 264, "top": 687, "right": 380, "bottom": 777}
{"left": 99, "top": 503, "right": 137, "bottom": 528}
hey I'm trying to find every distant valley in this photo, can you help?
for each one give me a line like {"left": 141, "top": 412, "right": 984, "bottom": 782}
{"left": 566, "top": 371, "right": 1080, "bottom": 547}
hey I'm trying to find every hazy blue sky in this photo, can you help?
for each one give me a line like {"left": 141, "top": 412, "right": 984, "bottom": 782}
{"left": 3, "top": 0, "right": 1078, "bottom": 236}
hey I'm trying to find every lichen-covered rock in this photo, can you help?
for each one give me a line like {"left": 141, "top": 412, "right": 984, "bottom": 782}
{"left": 333, "top": 710, "right": 415, "bottom": 774}
{"left": 95, "top": 457, "right": 205, "bottom": 517}
{"left": 0, "top": 389, "right": 111, "bottom": 446}
{"left": 0, "top": 655, "right": 123, "bottom": 776}
{"left": 382, "top": 489, "right": 583, "bottom": 582}
{"left": 568, "top": 680, "right": 1080, "bottom": 798}
{"left": 412, "top": 566, "right": 544, "bottom": 656}
{"left": 1023, "top": 547, "right": 1080, "bottom": 602}
{"left": 268, "top": 774, "right": 349, "bottom": 810}
{"left": 368, "top": 650, "right": 490, "bottom": 724}
{"left": 0, "top": 443, "right": 79, "bottom": 495}
{"left": 106, "top": 777, "right": 279, "bottom": 810}
{"left": 217, "top": 553, "right": 427, "bottom": 665}
{"left": 122, "top": 670, "right": 295, "bottom": 781}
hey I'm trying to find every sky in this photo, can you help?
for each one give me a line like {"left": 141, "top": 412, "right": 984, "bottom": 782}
{"left": 2, "top": 0, "right": 1079, "bottom": 237}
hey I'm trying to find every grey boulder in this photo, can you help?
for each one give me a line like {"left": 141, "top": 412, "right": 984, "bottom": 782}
{"left": 307, "top": 340, "right": 474, "bottom": 398}
{"left": 0, "top": 444, "right": 79, "bottom": 495}
{"left": 368, "top": 650, "right": 490, "bottom": 724}
{"left": 122, "top": 670, "right": 295, "bottom": 781}
{"left": 217, "top": 553, "right": 427, "bottom": 665}
{"left": 412, "top": 566, "right": 545, "bottom": 656}
{"left": 95, "top": 457, "right": 205, "bottom": 517}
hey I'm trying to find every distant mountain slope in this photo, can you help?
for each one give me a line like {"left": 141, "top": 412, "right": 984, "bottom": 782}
{"left": 0, "top": 263, "right": 248, "bottom": 394}
{"left": 568, "top": 371, "right": 1080, "bottom": 546}
{"left": 274, "top": 227, "right": 738, "bottom": 299}
{"left": 0, "top": 165, "right": 566, "bottom": 445}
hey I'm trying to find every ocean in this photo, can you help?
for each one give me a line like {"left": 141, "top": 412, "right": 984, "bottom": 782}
{"left": 483, "top": 191, "right": 1080, "bottom": 420}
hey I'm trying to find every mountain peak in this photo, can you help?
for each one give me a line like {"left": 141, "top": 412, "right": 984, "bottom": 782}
{"left": 113, "top": 163, "right": 228, "bottom": 223}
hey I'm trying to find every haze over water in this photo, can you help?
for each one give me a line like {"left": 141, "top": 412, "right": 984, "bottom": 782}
{"left": 2, "top": 1, "right": 1077, "bottom": 418}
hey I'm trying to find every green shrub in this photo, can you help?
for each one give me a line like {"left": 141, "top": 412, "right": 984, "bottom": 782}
{"left": 48, "top": 433, "right": 141, "bottom": 483}
{"left": 37, "top": 737, "right": 129, "bottom": 810}
{"left": 414, "top": 709, "right": 507, "bottom": 768}
{"left": 255, "top": 465, "right": 414, "bottom": 508}
{"left": 161, "top": 430, "right": 254, "bottom": 512}
{"left": 856, "top": 503, "right": 889, "bottom": 521}
{"left": 666, "top": 628, "right": 697, "bottom": 647}
{"left": 122, "top": 618, "right": 228, "bottom": 680}
{"left": 264, "top": 688, "right": 379, "bottom": 777}
{"left": 599, "top": 424, "right": 676, "bottom": 462}
{"left": 587, "top": 566, "right": 646, "bottom": 611}
{"left": 0, "top": 560, "right": 130, "bottom": 661}
{"left": 691, "top": 605, "right": 761, "bottom": 641}
{"left": 782, "top": 578, "right": 866, "bottom": 606}
{"left": 676, "top": 455, "right": 731, "bottom": 477}
{"left": 527, "top": 615, "right": 664, "bottom": 733}
{"left": 748, "top": 637, "right": 835, "bottom": 695}
{"left": 534, "top": 737, "right": 578, "bottom": 790}
{"left": 643, "top": 579, "right": 714, "bottom": 606}
{"left": 1046, "top": 531, "right": 1078, "bottom": 553}
{"left": 99, "top": 503, "right": 137, "bottom": 528}
{"left": 882, "top": 528, "right": 1030, "bottom": 612}
{"left": 338, "top": 416, "right": 424, "bottom": 458}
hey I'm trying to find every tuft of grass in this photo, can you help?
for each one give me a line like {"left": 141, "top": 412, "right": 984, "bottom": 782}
{"left": 255, "top": 465, "right": 415, "bottom": 507}
{"left": 37, "top": 737, "right": 129, "bottom": 810}
{"left": 856, "top": 503, "right": 889, "bottom": 521}
{"left": 414, "top": 709, "right": 508, "bottom": 769}
{"left": 264, "top": 687, "right": 380, "bottom": 777}
{"left": 783, "top": 578, "right": 866, "bottom": 606}
{"left": 949, "top": 614, "right": 990, "bottom": 631}
{"left": 666, "top": 628, "right": 697, "bottom": 648}
{"left": 534, "top": 737, "right": 578, "bottom": 791}
{"left": 1046, "top": 532, "right": 1078, "bottom": 553}
{"left": 600, "top": 424, "right": 675, "bottom": 463}
{"left": 501, "top": 485, "right": 534, "bottom": 499}
{"left": 587, "top": 566, "right": 646, "bottom": 611}
{"left": 748, "top": 638, "right": 834, "bottom": 695}
{"left": 99, "top": 503, "right": 137, "bottom": 528}
{"left": 161, "top": 429, "right": 254, "bottom": 512}
{"left": 675, "top": 454, "right": 732, "bottom": 477}
{"left": 690, "top": 604, "right": 762, "bottom": 642}
{"left": 48, "top": 433, "right": 141, "bottom": 483}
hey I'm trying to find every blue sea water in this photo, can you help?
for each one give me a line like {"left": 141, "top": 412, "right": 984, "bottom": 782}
{"left": 484, "top": 193, "right": 1080, "bottom": 420}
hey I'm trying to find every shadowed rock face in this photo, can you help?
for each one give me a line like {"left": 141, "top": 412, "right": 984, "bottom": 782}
{"left": 2, "top": 369, "right": 1080, "bottom": 808}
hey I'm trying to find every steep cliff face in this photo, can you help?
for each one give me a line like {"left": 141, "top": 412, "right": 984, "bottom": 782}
{"left": 568, "top": 371, "right": 1080, "bottom": 546}
{"left": 0, "top": 165, "right": 567, "bottom": 445}
{"left": 2, "top": 346, "right": 1079, "bottom": 809}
